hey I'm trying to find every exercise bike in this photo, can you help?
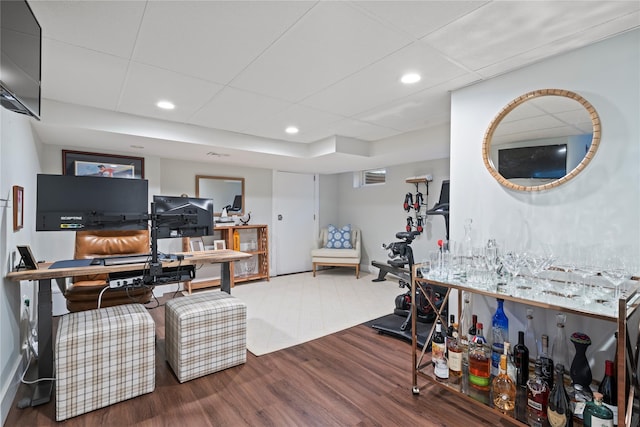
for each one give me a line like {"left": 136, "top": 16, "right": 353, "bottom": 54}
{"left": 371, "top": 231, "right": 446, "bottom": 347}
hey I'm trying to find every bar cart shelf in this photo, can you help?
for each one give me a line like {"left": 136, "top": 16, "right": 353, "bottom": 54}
{"left": 411, "top": 266, "right": 640, "bottom": 427}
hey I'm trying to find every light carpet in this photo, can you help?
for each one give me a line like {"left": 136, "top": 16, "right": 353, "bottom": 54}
{"left": 227, "top": 270, "right": 402, "bottom": 356}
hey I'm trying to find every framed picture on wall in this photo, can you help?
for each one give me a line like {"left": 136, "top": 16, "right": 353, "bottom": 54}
{"left": 13, "top": 185, "right": 23, "bottom": 231}
{"left": 62, "top": 150, "right": 144, "bottom": 179}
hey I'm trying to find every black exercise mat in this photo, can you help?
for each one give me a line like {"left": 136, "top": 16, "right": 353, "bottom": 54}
{"left": 366, "top": 313, "right": 433, "bottom": 350}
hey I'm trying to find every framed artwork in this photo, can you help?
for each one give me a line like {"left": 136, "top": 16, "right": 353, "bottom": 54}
{"left": 189, "top": 238, "right": 205, "bottom": 252}
{"left": 62, "top": 150, "right": 144, "bottom": 179}
{"left": 13, "top": 186, "right": 23, "bottom": 231}
{"left": 214, "top": 240, "right": 226, "bottom": 250}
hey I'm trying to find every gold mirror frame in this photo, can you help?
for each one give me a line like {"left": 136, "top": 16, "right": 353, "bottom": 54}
{"left": 482, "top": 89, "right": 601, "bottom": 192}
{"left": 196, "top": 175, "right": 245, "bottom": 216}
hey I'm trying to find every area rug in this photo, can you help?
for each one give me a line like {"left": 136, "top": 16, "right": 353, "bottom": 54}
{"left": 227, "top": 270, "right": 402, "bottom": 356}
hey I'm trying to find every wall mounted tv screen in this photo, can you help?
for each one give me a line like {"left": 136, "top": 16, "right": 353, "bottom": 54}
{"left": 0, "top": 0, "right": 41, "bottom": 118}
{"left": 498, "top": 144, "right": 567, "bottom": 180}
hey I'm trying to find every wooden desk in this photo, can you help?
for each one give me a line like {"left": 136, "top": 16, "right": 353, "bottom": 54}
{"left": 6, "top": 249, "right": 251, "bottom": 406}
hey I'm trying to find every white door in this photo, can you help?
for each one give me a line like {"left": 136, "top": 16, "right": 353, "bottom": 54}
{"left": 273, "top": 171, "right": 317, "bottom": 275}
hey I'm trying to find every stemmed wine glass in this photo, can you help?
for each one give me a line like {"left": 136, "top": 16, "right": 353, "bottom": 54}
{"left": 601, "top": 257, "right": 631, "bottom": 301}
{"left": 524, "top": 247, "right": 555, "bottom": 292}
{"left": 499, "top": 248, "right": 525, "bottom": 292}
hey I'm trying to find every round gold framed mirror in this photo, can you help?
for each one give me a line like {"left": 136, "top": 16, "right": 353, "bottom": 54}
{"left": 482, "top": 89, "right": 601, "bottom": 192}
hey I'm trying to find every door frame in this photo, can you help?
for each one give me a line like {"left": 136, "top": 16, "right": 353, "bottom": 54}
{"left": 270, "top": 170, "right": 319, "bottom": 277}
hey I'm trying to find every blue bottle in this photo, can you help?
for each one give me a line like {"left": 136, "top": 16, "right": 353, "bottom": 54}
{"left": 491, "top": 298, "right": 509, "bottom": 377}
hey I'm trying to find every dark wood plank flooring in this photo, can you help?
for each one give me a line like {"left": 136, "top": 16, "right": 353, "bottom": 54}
{"left": 6, "top": 298, "right": 518, "bottom": 426}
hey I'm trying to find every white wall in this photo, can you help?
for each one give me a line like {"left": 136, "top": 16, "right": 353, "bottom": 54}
{"left": 450, "top": 30, "right": 640, "bottom": 378}
{"left": 0, "top": 109, "right": 43, "bottom": 424}
{"left": 334, "top": 156, "right": 450, "bottom": 271}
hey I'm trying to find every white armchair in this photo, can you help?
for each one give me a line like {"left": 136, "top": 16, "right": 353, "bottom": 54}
{"left": 311, "top": 227, "right": 361, "bottom": 278}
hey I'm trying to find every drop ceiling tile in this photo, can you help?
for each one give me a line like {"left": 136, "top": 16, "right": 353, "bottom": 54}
{"left": 188, "top": 87, "right": 290, "bottom": 133}
{"left": 301, "top": 41, "right": 468, "bottom": 117}
{"left": 353, "top": 1, "right": 488, "bottom": 39}
{"left": 132, "top": 1, "right": 314, "bottom": 84}
{"left": 30, "top": 1, "right": 145, "bottom": 58}
{"left": 41, "top": 39, "right": 129, "bottom": 110}
{"left": 422, "top": 1, "right": 640, "bottom": 72}
{"left": 242, "top": 104, "right": 345, "bottom": 143}
{"left": 321, "top": 118, "right": 404, "bottom": 142}
{"left": 118, "top": 62, "right": 224, "bottom": 123}
{"left": 231, "top": 1, "right": 414, "bottom": 102}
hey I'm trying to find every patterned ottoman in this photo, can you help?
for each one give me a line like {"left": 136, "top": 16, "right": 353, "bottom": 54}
{"left": 165, "top": 291, "right": 246, "bottom": 383}
{"left": 55, "top": 304, "right": 155, "bottom": 421}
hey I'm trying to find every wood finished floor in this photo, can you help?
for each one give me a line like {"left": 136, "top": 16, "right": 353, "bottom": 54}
{"left": 7, "top": 298, "right": 518, "bottom": 427}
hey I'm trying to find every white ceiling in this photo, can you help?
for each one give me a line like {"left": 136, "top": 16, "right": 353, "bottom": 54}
{"left": 28, "top": 1, "right": 640, "bottom": 174}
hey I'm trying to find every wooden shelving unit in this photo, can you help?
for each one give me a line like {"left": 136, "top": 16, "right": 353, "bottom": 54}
{"left": 182, "top": 224, "right": 269, "bottom": 293}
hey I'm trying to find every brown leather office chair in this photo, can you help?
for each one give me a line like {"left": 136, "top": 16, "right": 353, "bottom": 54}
{"left": 64, "top": 229, "right": 153, "bottom": 312}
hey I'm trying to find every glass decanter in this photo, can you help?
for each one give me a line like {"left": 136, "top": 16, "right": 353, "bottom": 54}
{"left": 551, "top": 313, "right": 570, "bottom": 370}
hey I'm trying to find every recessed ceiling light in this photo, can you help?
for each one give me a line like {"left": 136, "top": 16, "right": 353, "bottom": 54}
{"left": 156, "top": 100, "right": 175, "bottom": 110}
{"left": 285, "top": 126, "right": 299, "bottom": 134}
{"left": 400, "top": 73, "right": 421, "bottom": 84}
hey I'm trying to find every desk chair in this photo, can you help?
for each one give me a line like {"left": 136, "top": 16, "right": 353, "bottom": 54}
{"left": 64, "top": 230, "right": 153, "bottom": 312}
{"left": 425, "top": 180, "right": 450, "bottom": 240}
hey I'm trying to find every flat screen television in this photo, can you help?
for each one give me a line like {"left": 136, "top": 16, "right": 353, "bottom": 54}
{"left": 0, "top": 0, "right": 41, "bottom": 119}
{"left": 36, "top": 174, "right": 149, "bottom": 231}
{"left": 498, "top": 144, "right": 567, "bottom": 180}
{"left": 152, "top": 195, "right": 214, "bottom": 239}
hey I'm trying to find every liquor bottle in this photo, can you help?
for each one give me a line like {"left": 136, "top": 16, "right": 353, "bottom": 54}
{"left": 504, "top": 341, "right": 517, "bottom": 384}
{"left": 432, "top": 319, "right": 448, "bottom": 381}
{"left": 547, "top": 364, "right": 573, "bottom": 427}
{"left": 469, "top": 322, "right": 491, "bottom": 389}
{"left": 551, "top": 313, "right": 570, "bottom": 371}
{"left": 524, "top": 308, "right": 539, "bottom": 360}
{"left": 540, "top": 334, "right": 555, "bottom": 389}
{"left": 469, "top": 314, "right": 478, "bottom": 338}
{"left": 514, "top": 330, "right": 530, "bottom": 387}
{"left": 491, "top": 353, "right": 516, "bottom": 414}
{"left": 583, "top": 392, "right": 614, "bottom": 427}
{"left": 527, "top": 359, "right": 550, "bottom": 427}
{"left": 446, "top": 314, "right": 456, "bottom": 342}
{"left": 492, "top": 298, "right": 509, "bottom": 377}
{"left": 447, "top": 324, "right": 463, "bottom": 379}
{"left": 459, "top": 293, "right": 472, "bottom": 347}
{"left": 598, "top": 360, "right": 618, "bottom": 426}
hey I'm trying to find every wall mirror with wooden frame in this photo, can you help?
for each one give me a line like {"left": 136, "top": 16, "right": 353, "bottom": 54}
{"left": 482, "top": 89, "right": 601, "bottom": 192}
{"left": 196, "top": 175, "right": 245, "bottom": 216}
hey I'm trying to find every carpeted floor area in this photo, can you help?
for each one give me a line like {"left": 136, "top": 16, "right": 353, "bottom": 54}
{"left": 226, "top": 269, "right": 403, "bottom": 355}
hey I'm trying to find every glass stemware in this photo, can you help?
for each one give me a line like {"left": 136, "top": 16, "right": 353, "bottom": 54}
{"left": 601, "top": 261, "right": 631, "bottom": 301}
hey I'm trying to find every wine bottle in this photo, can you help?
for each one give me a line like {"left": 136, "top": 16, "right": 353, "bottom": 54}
{"left": 598, "top": 360, "right": 618, "bottom": 426}
{"left": 491, "top": 354, "right": 516, "bottom": 414}
{"left": 447, "top": 314, "right": 456, "bottom": 340}
{"left": 583, "top": 392, "right": 614, "bottom": 427}
{"left": 469, "top": 314, "right": 478, "bottom": 338}
{"left": 547, "top": 364, "right": 573, "bottom": 427}
{"left": 539, "top": 334, "right": 554, "bottom": 389}
{"left": 447, "top": 324, "right": 463, "bottom": 379}
{"left": 514, "top": 330, "right": 530, "bottom": 387}
{"left": 432, "top": 319, "right": 448, "bottom": 381}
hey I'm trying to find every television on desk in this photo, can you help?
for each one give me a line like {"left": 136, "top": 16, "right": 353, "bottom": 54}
{"left": 36, "top": 174, "right": 149, "bottom": 231}
{"left": 152, "top": 195, "right": 214, "bottom": 239}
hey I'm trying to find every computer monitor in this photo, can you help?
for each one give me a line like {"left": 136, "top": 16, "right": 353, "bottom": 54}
{"left": 36, "top": 174, "right": 149, "bottom": 231}
{"left": 152, "top": 195, "right": 214, "bottom": 239}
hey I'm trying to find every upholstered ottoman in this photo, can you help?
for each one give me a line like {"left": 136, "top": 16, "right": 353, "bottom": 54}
{"left": 165, "top": 291, "right": 246, "bottom": 383}
{"left": 55, "top": 304, "right": 155, "bottom": 421}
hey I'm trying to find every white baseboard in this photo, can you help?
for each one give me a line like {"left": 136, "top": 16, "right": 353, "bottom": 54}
{"left": 1, "top": 352, "right": 26, "bottom": 426}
